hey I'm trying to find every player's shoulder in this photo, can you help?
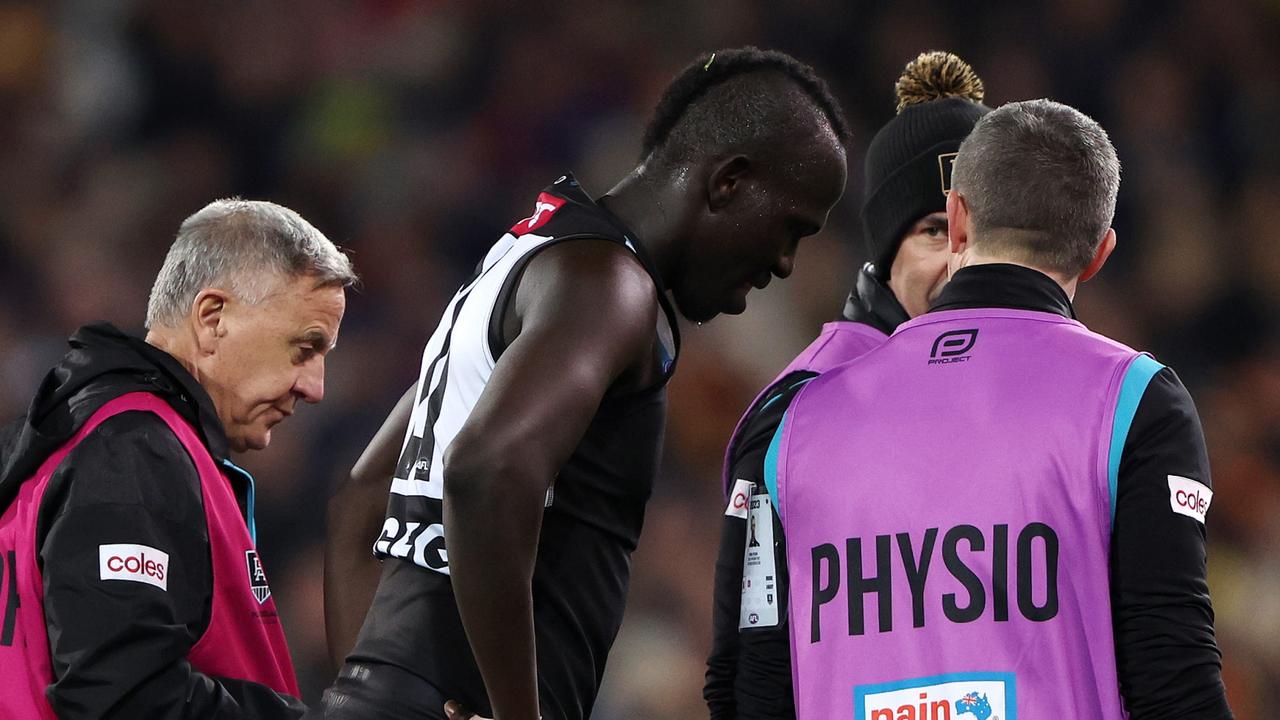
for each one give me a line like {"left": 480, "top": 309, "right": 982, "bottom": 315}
{"left": 508, "top": 173, "right": 626, "bottom": 242}
{"left": 521, "top": 239, "right": 659, "bottom": 326}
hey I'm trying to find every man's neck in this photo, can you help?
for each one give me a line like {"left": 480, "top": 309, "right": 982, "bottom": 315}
{"left": 598, "top": 165, "right": 693, "bottom": 289}
{"left": 144, "top": 328, "right": 200, "bottom": 381}
{"left": 952, "top": 251, "right": 1078, "bottom": 300}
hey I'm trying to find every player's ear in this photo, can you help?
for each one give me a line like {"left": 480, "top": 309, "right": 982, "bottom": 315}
{"left": 707, "top": 155, "right": 751, "bottom": 210}
{"left": 1078, "top": 228, "right": 1116, "bottom": 283}
{"left": 192, "top": 288, "right": 229, "bottom": 355}
{"left": 946, "top": 190, "right": 970, "bottom": 255}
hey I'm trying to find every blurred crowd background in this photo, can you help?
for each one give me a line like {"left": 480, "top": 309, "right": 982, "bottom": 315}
{"left": 1, "top": 0, "right": 1277, "bottom": 715}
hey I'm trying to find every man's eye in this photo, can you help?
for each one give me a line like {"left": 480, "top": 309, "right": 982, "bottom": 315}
{"left": 923, "top": 226, "right": 946, "bottom": 237}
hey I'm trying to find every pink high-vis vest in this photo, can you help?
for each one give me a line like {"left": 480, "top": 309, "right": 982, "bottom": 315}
{"left": 0, "top": 392, "right": 298, "bottom": 717}
{"left": 772, "top": 308, "right": 1157, "bottom": 720}
{"left": 722, "top": 321, "right": 887, "bottom": 497}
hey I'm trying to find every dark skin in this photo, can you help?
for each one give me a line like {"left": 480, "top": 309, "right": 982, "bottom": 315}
{"left": 324, "top": 104, "right": 847, "bottom": 719}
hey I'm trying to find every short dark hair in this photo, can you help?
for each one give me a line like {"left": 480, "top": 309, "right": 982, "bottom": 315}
{"left": 641, "top": 47, "right": 849, "bottom": 164}
{"left": 952, "top": 99, "right": 1120, "bottom": 276}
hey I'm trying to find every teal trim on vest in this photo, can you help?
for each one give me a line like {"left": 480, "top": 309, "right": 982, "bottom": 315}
{"left": 1108, "top": 355, "right": 1165, "bottom": 526}
{"left": 761, "top": 377, "right": 815, "bottom": 515}
{"left": 760, "top": 375, "right": 816, "bottom": 414}
{"left": 764, "top": 410, "right": 789, "bottom": 514}
{"left": 220, "top": 459, "right": 258, "bottom": 544}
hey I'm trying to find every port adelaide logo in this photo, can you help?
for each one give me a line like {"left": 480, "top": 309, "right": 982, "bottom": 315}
{"left": 245, "top": 550, "right": 271, "bottom": 605}
{"left": 929, "top": 329, "right": 978, "bottom": 365}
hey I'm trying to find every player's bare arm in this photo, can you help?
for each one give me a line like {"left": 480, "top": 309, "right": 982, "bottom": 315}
{"left": 324, "top": 384, "right": 414, "bottom": 669}
{"left": 442, "top": 239, "right": 659, "bottom": 720}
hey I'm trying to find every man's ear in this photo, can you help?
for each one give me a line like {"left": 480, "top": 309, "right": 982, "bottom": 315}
{"left": 192, "top": 288, "right": 229, "bottom": 355}
{"left": 946, "top": 190, "right": 971, "bottom": 255}
{"left": 1079, "top": 228, "right": 1117, "bottom": 283}
{"left": 707, "top": 155, "right": 752, "bottom": 210}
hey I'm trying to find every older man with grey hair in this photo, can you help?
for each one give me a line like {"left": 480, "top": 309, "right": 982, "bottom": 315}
{"left": 0, "top": 199, "right": 356, "bottom": 719}
{"left": 734, "top": 100, "right": 1231, "bottom": 719}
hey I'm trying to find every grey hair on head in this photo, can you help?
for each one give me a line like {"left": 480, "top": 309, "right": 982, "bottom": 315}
{"left": 950, "top": 99, "right": 1120, "bottom": 276}
{"left": 145, "top": 198, "right": 357, "bottom": 329}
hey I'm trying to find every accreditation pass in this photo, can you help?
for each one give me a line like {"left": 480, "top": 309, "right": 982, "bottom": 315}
{"left": 739, "top": 487, "right": 779, "bottom": 629}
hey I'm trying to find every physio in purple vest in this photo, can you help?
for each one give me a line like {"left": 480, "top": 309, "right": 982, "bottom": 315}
{"left": 0, "top": 200, "right": 356, "bottom": 718}
{"left": 705, "top": 51, "right": 991, "bottom": 720}
{"left": 757, "top": 101, "right": 1232, "bottom": 719}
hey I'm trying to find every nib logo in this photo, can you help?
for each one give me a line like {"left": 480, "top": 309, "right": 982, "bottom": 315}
{"left": 857, "top": 673, "right": 1011, "bottom": 720}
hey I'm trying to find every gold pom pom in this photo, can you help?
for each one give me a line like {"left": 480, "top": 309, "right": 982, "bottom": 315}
{"left": 894, "top": 51, "right": 985, "bottom": 113}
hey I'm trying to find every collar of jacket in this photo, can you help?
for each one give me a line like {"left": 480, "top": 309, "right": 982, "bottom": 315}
{"left": 47, "top": 323, "right": 229, "bottom": 461}
{"left": 929, "top": 263, "right": 1076, "bottom": 319}
{"left": 0, "top": 323, "right": 233, "bottom": 509}
{"left": 842, "top": 263, "right": 910, "bottom": 334}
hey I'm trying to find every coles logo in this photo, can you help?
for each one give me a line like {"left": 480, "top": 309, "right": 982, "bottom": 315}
{"left": 724, "top": 478, "right": 754, "bottom": 519}
{"left": 99, "top": 543, "right": 169, "bottom": 591}
{"left": 1168, "top": 474, "right": 1213, "bottom": 524}
{"left": 510, "top": 192, "right": 566, "bottom": 235}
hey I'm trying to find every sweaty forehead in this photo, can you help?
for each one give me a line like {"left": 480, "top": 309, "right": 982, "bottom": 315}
{"left": 772, "top": 134, "right": 848, "bottom": 210}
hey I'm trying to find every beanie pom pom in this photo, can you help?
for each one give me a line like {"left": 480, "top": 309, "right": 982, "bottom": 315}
{"left": 895, "top": 51, "right": 984, "bottom": 113}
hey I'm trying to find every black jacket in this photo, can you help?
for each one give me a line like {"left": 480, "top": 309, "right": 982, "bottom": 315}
{"left": 842, "top": 263, "right": 909, "bottom": 334}
{"left": 0, "top": 324, "right": 305, "bottom": 719}
{"left": 705, "top": 266, "right": 1232, "bottom": 720}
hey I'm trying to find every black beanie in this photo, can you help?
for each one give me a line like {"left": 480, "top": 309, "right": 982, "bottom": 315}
{"left": 861, "top": 55, "right": 991, "bottom": 276}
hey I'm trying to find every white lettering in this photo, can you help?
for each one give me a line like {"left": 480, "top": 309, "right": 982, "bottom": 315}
{"left": 373, "top": 517, "right": 400, "bottom": 555}
{"left": 389, "top": 521, "right": 420, "bottom": 558}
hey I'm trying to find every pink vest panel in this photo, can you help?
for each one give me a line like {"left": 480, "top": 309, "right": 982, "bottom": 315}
{"left": 722, "top": 321, "right": 887, "bottom": 496}
{"left": 0, "top": 392, "right": 298, "bottom": 718}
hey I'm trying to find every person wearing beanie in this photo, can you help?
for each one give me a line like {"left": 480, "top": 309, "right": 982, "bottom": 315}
{"left": 850, "top": 51, "right": 991, "bottom": 326}
{"left": 704, "top": 51, "right": 990, "bottom": 720}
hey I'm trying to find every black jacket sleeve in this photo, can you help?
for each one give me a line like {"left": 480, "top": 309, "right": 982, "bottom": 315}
{"left": 1112, "top": 367, "right": 1232, "bottom": 719}
{"left": 705, "top": 373, "right": 812, "bottom": 720}
{"left": 706, "top": 493, "right": 749, "bottom": 720}
{"left": 37, "top": 411, "right": 305, "bottom": 719}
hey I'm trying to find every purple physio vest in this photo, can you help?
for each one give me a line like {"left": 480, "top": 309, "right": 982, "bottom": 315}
{"left": 722, "top": 321, "right": 887, "bottom": 497}
{"left": 775, "top": 308, "right": 1144, "bottom": 720}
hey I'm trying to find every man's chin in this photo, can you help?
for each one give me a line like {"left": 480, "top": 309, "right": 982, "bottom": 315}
{"left": 231, "top": 431, "right": 271, "bottom": 453}
{"left": 720, "top": 294, "right": 748, "bottom": 317}
{"left": 683, "top": 308, "right": 723, "bottom": 324}
{"left": 672, "top": 295, "right": 726, "bottom": 324}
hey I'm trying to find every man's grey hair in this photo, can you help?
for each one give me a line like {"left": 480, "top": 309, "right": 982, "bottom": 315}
{"left": 950, "top": 99, "right": 1120, "bottom": 276}
{"left": 146, "top": 199, "right": 357, "bottom": 329}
